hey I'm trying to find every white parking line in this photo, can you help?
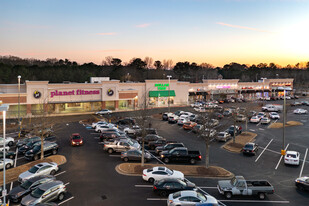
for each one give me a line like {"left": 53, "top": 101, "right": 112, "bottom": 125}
{"left": 256, "top": 122, "right": 261, "bottom": 126}
{"left": 135, "top": 185, "right": 153, "bottom": 188}
{"left": 249, "top": 129, "right": 255, "bottom": 132}
{"left": 17, "top": 156, "right": 25, "bottom": 160}
{"left": 135, "top": 185, "right": 217, "bottom": 189}
{"left": 275, "top": 144, "right": 290, "bottom": 170}
{"left": 255, "top": 139, "right": 273, "bottom": 162}
{"left": 58, "top": 196, "right": 75, "bottom": 205}
{"left": 259, "top": 128, "right": 265, "bottom": 130}
{"left": 109, "top": 154, "right": 121, "bottom": 157}
{"left": 187, "top": 130, "right": 192, "bottom": 133}
{"left": 274, "top": 119, "right": 278, "bottom": 123}
{"left": 179, "top": 127, "right": 183, "bottom": 129}
{"left": 55, "top": 171, "right": 67, "bottom": 177}
{"left": 299, "top": 148, "right": 308, "bottom": 177}
{"left": 64, "top": 182, "right": 70, "bottom": 186}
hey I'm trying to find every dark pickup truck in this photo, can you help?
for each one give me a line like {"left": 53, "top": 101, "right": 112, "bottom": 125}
{"left": 160, "top": 147, "right": 202, "bottom": 164}
{"left": 155, "top": 143, "right": 185, "bottom": 155}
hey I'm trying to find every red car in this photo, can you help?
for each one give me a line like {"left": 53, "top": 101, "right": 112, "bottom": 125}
{"left": 70, "top": 133, "right": 83, "bottom": 146}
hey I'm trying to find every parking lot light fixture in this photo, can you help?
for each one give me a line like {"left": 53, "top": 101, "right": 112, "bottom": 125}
{"left": 282, "top": 88, "right": 287, "bottom": 155}
{"left": 0, "top": 103, "right": 9, "bottom": 206}
{"left": 18, "top": 75, "right": 21, "bottom": 138}
{"left": 167, "top": 75, "right": 172, "bottom": 113}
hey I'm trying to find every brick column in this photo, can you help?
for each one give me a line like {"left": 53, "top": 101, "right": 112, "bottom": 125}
{"left": 101, "top": 101, "right": 106, "bottom": 109}
{"left": 114, "top": 100, "right": 119, "bottom": 110}
{"left": 27, "top": 104, "right": 32, "bottom": 114}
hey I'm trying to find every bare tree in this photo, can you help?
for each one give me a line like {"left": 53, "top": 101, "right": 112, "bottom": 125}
{"left": 163, "top": 59, "right": 173, "bottom": 70}
{"left": 144, "top": 57, "right": 153, "bottom": 69}
{"left": 102, "top": 56, "right": 113, "bottom": 66}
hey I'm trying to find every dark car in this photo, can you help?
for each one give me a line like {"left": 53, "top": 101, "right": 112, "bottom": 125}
{"left": 215, "top": 113, "right": 224, "bottom": 119}
{"left": 16, "top": 136, "right": 41, "bottom": 148}
{"left": 18, "top": 140, "right": 41, "bottom": 155}
{"left": 116, "top": 118, "right": 136, "bottom": 126}
{"left": 121, "top": 149, "right": 151, "bottom": 162}
{"left": 24, "top": 142, "right": 59, "bottom": 161}
{"left": 155, "top": 143, "right": 185, "bottom": 155}
{"left": 295, "top": 176, "right": 309, "bottom": 191}
{"left": 99, "top": 132, "right": 121, "bottom": 142}
{"left": 0, "top": 149, "right": 16, "bottom": 159}
{"left": 70, "top": 133, "right": 83, "bottom": 146}
{"left": 153, "top": 179, "right": 196, "bottom": 196}
{"left": 242, "top": 142, "right": 259, "bottom": 155}
{"left": 223, "top": 110, "right": 232, "bottom": 116}
{"left": 228, "top": 125, "right": 242, "bottom": 136}
{"left": 8, "top": 175, "right": 56, "bottom": 203}
{"left": 136, "top": 134, "right": 164, "bottom": 144}
{"left": 148, "top": 139, "right": 177, "bottom": 150}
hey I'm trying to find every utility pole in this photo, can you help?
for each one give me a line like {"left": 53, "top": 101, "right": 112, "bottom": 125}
{"left": 167, "top": 75, "right": 172, "bottom": 113}
{"left": 261, "top": 77, "right": 267, "bottom": 106}
{"left": 281, "top": 89, "right": 286, "bottom": 156}
{"left": 18, "top": 75, "right": 21, "bottom": 138}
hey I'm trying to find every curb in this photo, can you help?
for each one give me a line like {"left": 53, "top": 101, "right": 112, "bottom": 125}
{"left": 222, "top": 132, "right": 257, "bottom": 154}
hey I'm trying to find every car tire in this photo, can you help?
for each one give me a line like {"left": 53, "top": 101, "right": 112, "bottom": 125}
{"left": 297, "top": 184, "right": 305, "bottom": 191}
{"left": 190, "top": 159, "right": 196, "bottom": 165}
{"left": 163, "top": 158, "right": 169, "bottom": 164}
{"left": 58, "top": 192, "right": 65, "bottom": 201}
{"left": 8, "top": 141, "right": 14, "bottom": 147}
{"left": 108, "top": 148, "right": 114, "bottom": 154}
{"left": 34, "top": 155, "right": 39, "bottom": 161}
{"left": 225, "top": 192, "right": 232, "bottom": 199}
{"left": 52, "top": 149, "right": 57, "bottom": 155}
{"left": 258, "top": 192, "right": 265, "bottom": 200}
{"left": 123, "top": 157, "right": 129, "bottom": 162}
{"left": 5, "top": 163, "right": 11, "bottom": 169}
{"left": 50, "top": 169, "right": 56, "bottom": 175}
{"left": 148, "top": 178, "right": 154, "bottom": 183}
{"left": 160, "top": 191, "right": 167, "bottom": 197}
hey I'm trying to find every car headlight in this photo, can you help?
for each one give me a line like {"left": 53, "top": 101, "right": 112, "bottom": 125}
{"left": 161, "top": 155, "right": 164, "bottom": 158}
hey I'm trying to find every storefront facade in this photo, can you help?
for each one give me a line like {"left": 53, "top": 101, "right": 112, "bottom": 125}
{"left": 0, "top": 78, "right": 293, "bottom": 117}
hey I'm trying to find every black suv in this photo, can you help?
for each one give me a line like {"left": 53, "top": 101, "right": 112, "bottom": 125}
{"left": 136, "top": 134, "right": 164, "bottom": 144}
{"left": 116, "top": 118, "right": 136, "bottom": 126}
{"left": 24, "top": 142, "right": 59, "bottom": 161}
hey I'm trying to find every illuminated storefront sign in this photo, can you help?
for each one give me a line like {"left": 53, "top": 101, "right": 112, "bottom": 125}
{"left": 155, "top": 83, "right": 169, "bottom": 91}
{"left": 50, "top": 89, "right": 100, "bottom": 98}
{"left": 216, "top": 86, "right": 231, "bottom": 89}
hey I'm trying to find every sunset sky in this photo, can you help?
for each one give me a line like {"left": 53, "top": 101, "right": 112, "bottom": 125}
{"left": 1, "top": 0, "right": 309, "bottom": 67}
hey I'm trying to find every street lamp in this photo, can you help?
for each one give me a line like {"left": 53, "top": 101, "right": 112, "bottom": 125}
{"left": 281, "top": 88, "right": 287, "bottom": 156}
{"left": 0, "top": 103, "right": 9, "bottom": 206}
{"left": 261, "top": 77, "right": 267, "bottom": 105}
{"left": 18, "top": 75, "right": 21, "bottom": 138}
{"left": 167, "top": 75, "right": 172, "bottom": 113}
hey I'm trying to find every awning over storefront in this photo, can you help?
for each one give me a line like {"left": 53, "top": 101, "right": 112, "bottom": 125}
{"left": 149, "top": 90, "right": 176, "bottom": 97}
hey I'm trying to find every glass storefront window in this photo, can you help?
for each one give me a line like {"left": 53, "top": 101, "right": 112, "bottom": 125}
{"left": 106, "top": 101, "right": 115, "bottom": 110}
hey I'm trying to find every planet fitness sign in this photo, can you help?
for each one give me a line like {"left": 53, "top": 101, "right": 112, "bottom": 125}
{"left": 50, "top": 89, "right": 100, "bottom": 98}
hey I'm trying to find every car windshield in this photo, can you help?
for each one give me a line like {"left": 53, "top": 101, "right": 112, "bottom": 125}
{"left": 32, "top": 145, "right": 41, "bottom": 152}
{"left": 230, "top": 177, "right": 237, "bottom": 186}
{"left": 178, "top": 180, "right": 187, "bottom": 186}
{"left": 166, "top": 168, "right": 173, "bottom": 175}
{"left": 173, "top": 191, "right": 181, "bottom": 199}
{"left": 20, "top": 179, "right": 33, "bottom": 189}
{"left": 31, "top": 188, "right": 45, "bottom": 198}
{"left": 244, "top": 144, "right": 253, "bottom": 149}
{"left": 287, "top": 154, "right": 296, "bottom": 158}
{"left": 197, "top": 191, "right": 207, "bottom": 202}
{"left": 72, "top": 135, "right": 81, "bottom": 140}
{"left": 218, "top": 133, "right": 224, "bottom": 137}
{"left": 28, "top": 166, "right": 39, "bottom": 173}
{"left": 127, "top": 140, "right": 134, "bottom": 146}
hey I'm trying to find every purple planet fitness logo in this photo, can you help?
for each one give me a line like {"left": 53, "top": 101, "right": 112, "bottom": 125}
{"left": 107, "top": 88, "right": 114, "bottom": 96}
{"left": 50, "top": 89, "right": 100, "bottom": 98}
{"left": 33, "top": 90, "right": 41, "bottom": 99}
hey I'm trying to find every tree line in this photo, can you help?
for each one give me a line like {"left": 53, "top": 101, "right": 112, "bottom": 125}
{"left": 0, "top": 55, "right": 308, "bottom": 89}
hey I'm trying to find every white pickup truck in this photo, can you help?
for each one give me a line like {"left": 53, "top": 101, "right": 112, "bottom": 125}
{"left": 262, "top": 104, "right": 282, "bottom": 112}
{"left": 217, "top": 176, "right": 274, "bottom": 200}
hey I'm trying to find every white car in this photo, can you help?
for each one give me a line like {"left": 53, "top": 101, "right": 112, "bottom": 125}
{"left": 123, "top": 125, "right": 140, "bottom": 134}
{"left": 167, "top": 190, "right": 218, "bottom": 206}
{"left": 257, "top": 112, "right": 266, "bottom": 119}
{"left": 194, "top": 107, "right": 206, "bottom": 113}
{"left": 177, "top": 118, "right": 189, "bottom": 125}
{"left": 180, "top": 112, "right": 193, "bottom": 119}
{"left": 250, "top": 116, "right": 260, "bottom": 123}
{"left": 142, "top": 166, "right": 184, "bottom": 183}
{"left": 0, "top": 158, "right": 13, "bottom": 170}
{"left": 294, "top": 108, "right": 308, "bottom": 114}
{"left": 95, "top": 109, "right": 112, "bottom": 115}
{"left": 96, "top": 124, "right": 117, "bottom": 133}
{"left": 18, "top": 162, "right": 59, "bottom": 183}
{"left": 260, "top": 117, "right": 271, "bottom": 124}
{"left": 0, "top": 137, "right": 15, "bottom": 147}
{"left": 284, "top": 151, "right": 300, "bottom": 166}
{"left": 269, "top": 112, "right": 280, "bottom": 119}
{"left": 91, "top": 121, "right": 107, "bottom": 129}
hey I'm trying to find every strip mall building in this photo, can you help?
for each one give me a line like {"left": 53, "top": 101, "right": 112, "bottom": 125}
{"left": 0, "top": 77, "right": 293, "bottom": 117}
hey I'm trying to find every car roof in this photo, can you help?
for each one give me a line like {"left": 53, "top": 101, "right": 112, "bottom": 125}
{"left": 28, "top": 175, "right": 54, "bottom": 182}
{"left": 38, "top": 180, "right": 64, "bottom": 190}
{"left": 180, "top": 190, "right": 197, "bottom": 197}
{"left": 34, "top": 162, "right": 55, "bottom": 168}
{"left": 72, "top": 133, "right": 80, "bottom": 136}
{"left": 152, "top": 166, "right": 168, "bottom": 171}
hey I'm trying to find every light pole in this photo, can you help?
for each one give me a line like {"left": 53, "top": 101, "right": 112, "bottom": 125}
{"left": 167, "top": 75, "right": 172, "bottom": 113}
{"left": 261, "top": 77, "right": 267, "bottom": 106}
{"left": 281, "top": 88, "right": 286, "bottom": 156}
{"left": 18, "top": 75, "right": 21, "bottom": 138}
{"left": 0, "top": 103, "right": 10, "bottom": 206}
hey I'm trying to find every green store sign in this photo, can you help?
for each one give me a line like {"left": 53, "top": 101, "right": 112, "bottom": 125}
{"left": 155, "top": 83, "right": 169, "bottom": 90}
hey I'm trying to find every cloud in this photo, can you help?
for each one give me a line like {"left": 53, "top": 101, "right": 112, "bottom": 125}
{"left": 135, "top": 23, "right": 151, "bottom": 28}
{"left": 216, "top": 22, "right": 271, "bottom": 33}
{"left": 96, "top": 32, "right": 117, "bottom": 36}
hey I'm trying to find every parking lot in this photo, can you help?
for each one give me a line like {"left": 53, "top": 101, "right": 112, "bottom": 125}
{"left": 2, "top": 99, "right": 309, "bottom": 205}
